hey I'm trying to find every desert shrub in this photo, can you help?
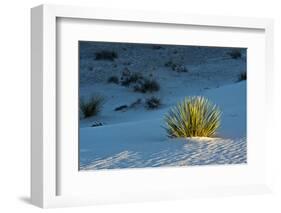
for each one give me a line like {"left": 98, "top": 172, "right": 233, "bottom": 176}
{"left": 164, "top": 96, "right": 221, "bottom": 138}
{"left": 107, "top": 76, "right": 119, "bottom": 84}
{"left": 228, "top": 49, "right": 242, "bottom": 59}
{"left": 130, "top": 73, "right": 144, "bottom": 83}
{"left": 91, "top": 121, "right": 104, "bottom": 127}
{"left": 145, "top": 96, "right": 161, "bottom": 109}
{"left": 134, "top": 78, "right": 160, "bottom": 93}
{"left": 121, "top": 72, "right": 144, "bottom": 86}
{"left": 80, "top": 95, "right": 105, "bottom": 118}
{"left": 238, "top": 71, "right": 247, "bottom": 81}
{"left": 95, "top": 50, "right": 118, "bottom": 61}
{"left": 173, "top": 64, "right": 188, "bottom": 72}
{"left": 165, "top": 60, "right": 188, "bottom": 72}
{"left": 120, "top": 68, "right": 131, "bottom": 83}
{"left": 114, "top": 105, "right": 128, "bottom": 111}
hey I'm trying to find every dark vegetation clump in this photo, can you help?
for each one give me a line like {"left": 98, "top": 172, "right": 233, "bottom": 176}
{"left": 118, "top": 68, "right": 161, "bottom": 93}
{"left": 128, "top": 73, "right": 144, "bottom": 84}
{"left": 120, "top": 69, "right": 144, "bottom": 87}
{"left": 134, "top": 79, "right": 160, "bottom": 93}
{"left": 228, "top": 49, "right": 242, "bottom": 59}
{"left": 91, "top": 121, "right": 104, "bottom": 127}
{"left": 165, "top": 60, "right": 174, "bottom": 68}
{"left": 95, "top": 50, "right": 118, "bottom": 61}
{"left": 145, "top": 96, "right": 161, "bottom": 109}
{"left": 165, "top": 60, "right": 188, "bottom": 72}
{"left": 238, "top": 71, "right": 247, "bottom": 81}
{"left": 114, "top": 105, "right": 128, "bottom": 111}
{"left": 80, "top": 95, "right": 105, "bottom": 118}
{"left": 107, "top": 76, "right": 119, "bottom": 84}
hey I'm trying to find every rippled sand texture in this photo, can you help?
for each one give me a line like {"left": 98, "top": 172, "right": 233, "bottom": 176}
{"left": 81, "top": 137, "right": 246, "bottom": 170}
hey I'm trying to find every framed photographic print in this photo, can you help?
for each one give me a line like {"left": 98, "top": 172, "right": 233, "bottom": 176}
{"left": 31, "top": 4, "right": 274, "bottom": 208}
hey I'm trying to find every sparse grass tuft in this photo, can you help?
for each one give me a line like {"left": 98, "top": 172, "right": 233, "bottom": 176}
{"left": 95, "top": 50, "right": 118, "bottom": 61}
{"left": 238, "top": 71, "right": 247, "bottom": 81}
{"left": 228, "top": 49, "right": 242, "bottom": 59}
{"left": 134, "top": 78, "right": 160, "bottom": 93}
{"left": 164, "top": 96, "right": 221, "bottom": 138}
{"left": 145, "top": 96, "right": 161, "bottom": 109}
{"left": 107, "top": 76, "right": 119, "bottom": 84}
{"left": 80, "top": 95, "right": 105, "bottom": 118}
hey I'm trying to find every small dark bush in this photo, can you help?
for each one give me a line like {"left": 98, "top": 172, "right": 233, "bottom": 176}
{"left": 80, "top": 95, "right": 105, "bottom": 118}
{"left": 145, "top": 96, "right": 161, "bottom": 109}
{"left": 107, "top": 76, "right": 119, "bottom": 84}
{"left": 134, "top": 78, "right": 160, "bottom": 93}
{"left": 114, "top": 105, "right": 128, "bottom": 111}
{"left": 173, "top": 64, "right": 188, "bottom": 72}
{"left": 228, "top": 49, "right": 242, "bottom": 59}
{"left": 130, "top": 73, "right": 143, "bottom": 82}
{"left": 121, "top": 72, "right": 144, "bottom": 87}
{"left": 165, "top": 60, "right": 188, "bottom": 72}
{"left": 91, "top": 122, "right": 104, "bottom": 127}
{"left": 120, "top": 69, "right": 131, "bottom": 86}
{"left": 121, "top": 68, "right": 131, "bottom": 77}
{"left": 95, "top": 50, "right": 118, "bottom": 61}
{"left": 238, "top": 71, "right": 247, "bottom": 81}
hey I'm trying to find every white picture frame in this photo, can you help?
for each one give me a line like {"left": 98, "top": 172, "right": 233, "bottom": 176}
{"left": 31, "top": 4, "right": 274, "bottom": 208}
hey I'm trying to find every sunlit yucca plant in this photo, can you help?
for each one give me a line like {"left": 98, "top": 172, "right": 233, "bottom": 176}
{"left": 164, "top": 96, "right": 221, "bottom": 138}
{"left": 80, "top": 95, "right": 105, "bottom": 118}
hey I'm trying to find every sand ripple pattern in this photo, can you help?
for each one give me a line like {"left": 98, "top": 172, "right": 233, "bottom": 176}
{"left": 80, "top": 137, "right": 246, "bottom": 170}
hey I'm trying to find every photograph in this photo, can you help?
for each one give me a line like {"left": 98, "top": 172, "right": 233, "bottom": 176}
{"left": 79, "top": 41, "right": 247, "bottom": 170}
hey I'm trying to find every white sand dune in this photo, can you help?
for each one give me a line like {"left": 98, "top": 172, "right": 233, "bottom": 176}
{"left": 80, "top": 82, "right": 246, "bottom": 170}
